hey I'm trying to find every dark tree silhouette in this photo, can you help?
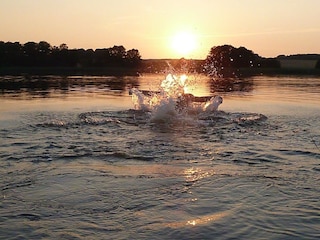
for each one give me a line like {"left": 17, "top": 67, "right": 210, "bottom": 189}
{"left": 37, "top": 41, "right": 52, "bottom": 66}
{"left": 125, "top": 49, "right": 141, "bottom": 67}
{"left": 59, "top": 43, "right": 68, "bottom": 50}
{"left": 204, "top": 45, "right": 261, "bottom": 77}
{"left": 0, "top": 41, "right": 142, "bottom": 71}
{"left": 94, "top": 48, "right": 112, "bottom": 67}
{"left": 23, "top": 42, "right": 44, "bottom": 66}
{"left": 109, "top": 45, "right": 126, "bottom": 59}
{"left": 1, "top": 41, "right": 23, "bottom": 66}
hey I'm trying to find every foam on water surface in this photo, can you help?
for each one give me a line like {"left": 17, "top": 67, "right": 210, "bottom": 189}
{"left": 31, "top": 73, "right": 267, "bottom": 129}
{"left": 129, "top": 73, "right": 266, "bottom": 126}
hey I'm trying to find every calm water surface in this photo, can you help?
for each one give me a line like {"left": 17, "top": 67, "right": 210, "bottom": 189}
{"left": 0, "top": 74, "right": 319, "bottom": 239}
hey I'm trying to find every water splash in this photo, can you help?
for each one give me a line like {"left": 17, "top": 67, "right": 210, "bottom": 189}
{"left": 160, "top": 73, "right": 187, "bottom": 98}
{"left": 130, "top": 73, "right": 223, "bottom": 123}
{"left": 203, "top": 95, "right": 223, "bottom": 112}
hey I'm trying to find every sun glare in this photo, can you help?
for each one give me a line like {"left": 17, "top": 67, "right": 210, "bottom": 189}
{"left": 171, "top": 31, "right": 197, "bottom": 57}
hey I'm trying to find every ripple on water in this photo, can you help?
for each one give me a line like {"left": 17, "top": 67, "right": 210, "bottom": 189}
{"left": 2, "top": 106, "right": 320, "bottom": 239}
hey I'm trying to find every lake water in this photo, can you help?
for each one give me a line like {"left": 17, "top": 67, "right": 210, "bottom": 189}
{"left": 0, "top": 74, "right": 319, "bottom": 239}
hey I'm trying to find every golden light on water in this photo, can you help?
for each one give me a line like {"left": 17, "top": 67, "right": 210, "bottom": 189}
{"left": 164, "top": 210, "right": 232, "bottom": 229}
{"left": 184, "top": 167, "right": 214, "bottom": 183}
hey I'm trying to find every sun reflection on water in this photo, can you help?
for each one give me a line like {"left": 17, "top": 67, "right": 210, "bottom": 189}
{"left": 184, "top": 167, "right": 215, "bottom": 183}
{"left": 164, "top": 209, "right": 233, "bottom": 229}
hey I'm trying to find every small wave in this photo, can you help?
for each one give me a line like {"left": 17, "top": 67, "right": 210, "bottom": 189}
{"left": 106, "top": 151, "right": 155, "bottom": 161}
{"left": 231, "top": 112, "right": 268, "bottom": 124}
{"left": 2, "top": 213, "right": 41, "bottom": 222}
{"left": 35, "top": 111, "right": 125, "bottom": 129}
{"left": 276, "top": 149, "right": 320, "bottom": 158}
{"left": 34, "top": 107, "right": 267, "bottom": 132}
{"left": 313, "top": 167, "right": 320, "bottom": 172}
{"left": 1, "top": 178, "right": 34, "bottom": 191}
{"left": 198, "top": 111, "right": 267, "bottom": 127}
{"left": 17, "top": 213, "right": 41, "bottom": 221}
{"left": 40, "top": 120, "right": 68, "bottom": 127}
{"left": 79, "top": 113, "right": 121, "bottom": 125}
{"left": 124, "top": 110, "right": 267, "bottom": 129}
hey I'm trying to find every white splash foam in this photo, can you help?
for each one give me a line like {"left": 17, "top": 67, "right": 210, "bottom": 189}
{"left": 130, "top": 74, "right": 223, "bottom": 123}
{"left": 203, "top": 96, "right": 223, "bottom": 112}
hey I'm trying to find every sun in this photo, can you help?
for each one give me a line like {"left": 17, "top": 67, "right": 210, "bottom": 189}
{"left": 171, "top": 31, "right": 198, "bottom": 57}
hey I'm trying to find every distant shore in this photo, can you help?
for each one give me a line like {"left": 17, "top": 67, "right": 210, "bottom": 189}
{"left": 0, "top": 66, "right": 141, "bottom": 76}
{"left": 1, "top": 58, "right": 320, "bottom": 77}
{"left": 226, "top": 67, "right": 320, "bottom": 76}
{"left": 1, "top": 41, "right": 319, "bottom": 77}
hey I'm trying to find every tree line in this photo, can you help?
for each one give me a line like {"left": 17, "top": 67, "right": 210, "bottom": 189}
{"left": 1, "top": 41, "right": 319, "bottom": 76}
{"left": 142, "top": 45, "right": 281, "bottom": 76}
{"left": 204, "top": 44, "right": 320, "bottom": 76}
{"left": 0, "top": 41, "right": 141, "bottom": 68}
{"left": 203, "top": 44, "right": 281, "bottom": 76}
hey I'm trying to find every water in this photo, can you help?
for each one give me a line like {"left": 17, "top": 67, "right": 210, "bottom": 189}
{"left": 0, "top": 74, "right": 320, "bottom": 239}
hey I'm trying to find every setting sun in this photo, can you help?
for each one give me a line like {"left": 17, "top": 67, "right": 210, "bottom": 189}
{"left": 171, "top": 31, "right": 198, "bottom": 57}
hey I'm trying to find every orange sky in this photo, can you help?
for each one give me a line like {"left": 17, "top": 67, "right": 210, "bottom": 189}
{"left": 1, "top": 0, "right": 320, "bottom": 59}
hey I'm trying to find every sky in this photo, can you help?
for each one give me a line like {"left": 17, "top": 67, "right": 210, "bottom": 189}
{"left": 1, "top": 0, "right": 320, "bottom": 59}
